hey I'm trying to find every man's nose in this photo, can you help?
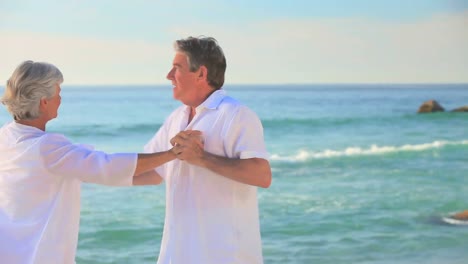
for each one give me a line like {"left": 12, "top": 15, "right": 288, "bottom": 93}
{"left": 166, "top": 69, "right": 174, "bottom": 80}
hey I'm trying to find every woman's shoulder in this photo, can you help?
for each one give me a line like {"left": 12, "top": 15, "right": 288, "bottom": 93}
{"left": 41, "top": 132, "right": 69, "bottom": 142}
{"left": 38, "top": 132, "right": 73, "bottom": 151}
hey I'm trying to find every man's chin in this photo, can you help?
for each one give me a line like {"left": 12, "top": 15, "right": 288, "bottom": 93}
{"left": 172, "top": 91, "right": 180, "bottom": 100}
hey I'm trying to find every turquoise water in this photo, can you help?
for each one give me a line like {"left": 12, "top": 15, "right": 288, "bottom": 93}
{"left": 1, "top": 84, "right": 467, "bottom": 263}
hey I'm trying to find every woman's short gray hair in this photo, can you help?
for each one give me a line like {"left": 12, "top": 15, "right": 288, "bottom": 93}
{"left": 1, "top": 60, "right": 63, "bottom": 120}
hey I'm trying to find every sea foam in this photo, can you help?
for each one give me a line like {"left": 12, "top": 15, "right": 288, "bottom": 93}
{"left": 270, "top": 140, "right": 468, "bottom": 162}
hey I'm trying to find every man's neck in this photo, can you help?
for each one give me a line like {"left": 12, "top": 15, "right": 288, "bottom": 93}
{"left": 187, "top": 88, "right": 218, "bottom": 124}
{"left": 188, "top": 107, "right": 197, "bottom": 124}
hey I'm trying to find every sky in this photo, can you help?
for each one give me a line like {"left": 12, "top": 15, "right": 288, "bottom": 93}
{"left": 0, "top": 0, "right": 467, "bottom": 85}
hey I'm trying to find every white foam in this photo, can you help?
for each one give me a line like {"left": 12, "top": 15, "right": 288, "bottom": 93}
{"left": 270, "top": 140, "right": 468, "bottom": 162}
{"left": 442, "top": 217, "right": 468, "bottom": 225}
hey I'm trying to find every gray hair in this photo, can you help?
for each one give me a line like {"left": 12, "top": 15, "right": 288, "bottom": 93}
{"left": 1, "top": 60, "right": 63, "bottom": 120}
{"left": 174, "top": 36, "right": 226, "bottom": 90}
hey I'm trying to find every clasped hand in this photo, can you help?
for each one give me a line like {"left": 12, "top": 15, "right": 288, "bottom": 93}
{"left": 170, "top": 130, "right": 205, "bottom": 165}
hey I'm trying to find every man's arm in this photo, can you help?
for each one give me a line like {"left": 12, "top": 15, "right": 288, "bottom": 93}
{"left": 197, "top": 154, "right": 271, "bottom": 188}
{"left": 172, "top": 131, "right": 272, "bottom": 188}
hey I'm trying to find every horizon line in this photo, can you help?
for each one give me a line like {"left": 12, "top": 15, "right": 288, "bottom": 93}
{"left": 52, "top": 82, "right": 468, "bottom": 86}
{"left": 0, "top": 83, "right": 468, "bottom": 89}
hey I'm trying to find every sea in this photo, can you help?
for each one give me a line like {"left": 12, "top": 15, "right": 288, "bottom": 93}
{"left": 1, "top": 84, "right": 467, "bottom": 264}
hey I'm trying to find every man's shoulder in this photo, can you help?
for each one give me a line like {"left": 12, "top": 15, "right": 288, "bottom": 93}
{"left": 218, "top": 95, "right": 244, "bottom": 111}
{"left": 219, "top": 97, "right": 257, "bottom": 116}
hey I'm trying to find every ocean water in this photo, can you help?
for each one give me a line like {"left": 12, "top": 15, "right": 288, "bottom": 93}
{"left": 1, "top": 84, "right": 467, "bottom": 263}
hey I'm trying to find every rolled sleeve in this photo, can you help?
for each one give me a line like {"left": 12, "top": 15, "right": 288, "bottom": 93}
{"left": 224, "top": 106, "right": 269, "bottom": 160}
{"left": 239, "top": 151, "right": 270, "bottom": 160}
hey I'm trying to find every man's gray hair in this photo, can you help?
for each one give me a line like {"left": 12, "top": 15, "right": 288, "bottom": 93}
{"left": 174, "top": 36, "right": 226, "bottom": 90}
{"left": 1, "top": 60, "right": 63, "bottom": 120}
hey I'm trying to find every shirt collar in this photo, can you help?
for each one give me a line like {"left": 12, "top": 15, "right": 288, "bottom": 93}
{"left": 184, "top": 90, "right": 227, "bottom": 113}
{"left": 200, "top": 90, "right": 226, "bottom": 110}
{"left": 10, "top": 121, "right": 45, "bottom": 134}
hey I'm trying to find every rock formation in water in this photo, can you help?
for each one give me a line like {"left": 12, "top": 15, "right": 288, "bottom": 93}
{"left": 417, "top": 100, "right": 445, "bottom": 113}
{"left": 451, "top": 106, "right": 468, "bottom": 112}
{"left": 451, "top": 210, "right": 468, "bottom": 221}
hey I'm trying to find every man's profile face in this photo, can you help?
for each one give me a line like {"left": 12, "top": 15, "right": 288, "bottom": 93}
{"left": 166, "top": 52, "right": 199, "bottom": 105}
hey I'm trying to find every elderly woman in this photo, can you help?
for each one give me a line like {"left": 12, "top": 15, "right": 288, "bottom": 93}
{"left": 0, "top": 61, "right": 198, "bottom": 263}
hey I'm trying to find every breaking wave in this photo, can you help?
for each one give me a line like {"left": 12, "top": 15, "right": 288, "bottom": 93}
{"left": 270, "top": 140, "right": 468, "bottom": 162}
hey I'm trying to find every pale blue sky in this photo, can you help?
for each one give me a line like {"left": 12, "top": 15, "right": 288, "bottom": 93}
{"left": 1, "top": 0, "right": 467, "bottom": 84}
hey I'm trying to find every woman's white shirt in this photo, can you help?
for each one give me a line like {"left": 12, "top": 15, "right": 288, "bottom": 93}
{"left": 0, "top": 122, "right": 137, "bottom": 264}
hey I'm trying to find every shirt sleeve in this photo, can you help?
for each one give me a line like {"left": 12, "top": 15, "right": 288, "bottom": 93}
{"left": 39, "top": 133, "right": 137, "bottom": 186}
{"left": 223, "top": 105, "right": 270, "bottom": 160}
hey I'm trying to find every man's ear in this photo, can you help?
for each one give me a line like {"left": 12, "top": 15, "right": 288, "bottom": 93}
{"left": 198, "top": 66, "right": 208, "bottom": 81}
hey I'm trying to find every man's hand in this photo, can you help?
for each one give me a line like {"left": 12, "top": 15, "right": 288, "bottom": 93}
{"left": 170, "top": 130, "right": 272, "bottom": 188}
{"left": 170, "top": 130, "right": 205, "bottom": 165}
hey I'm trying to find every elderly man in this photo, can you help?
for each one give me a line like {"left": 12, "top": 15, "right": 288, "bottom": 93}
{"left": 145, "top": 36, "right": 272, "bottom": 264}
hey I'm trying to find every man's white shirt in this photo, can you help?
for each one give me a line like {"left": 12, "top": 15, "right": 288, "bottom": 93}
{"left": 145, "top": 90, "right": 269, "bottom": 264}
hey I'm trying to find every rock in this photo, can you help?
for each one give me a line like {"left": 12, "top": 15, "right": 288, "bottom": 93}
{"left": 417, "top": 100, "right": 445, "bottom": 113}
{"left": 451, "top": 210, "right": 468, "bottom": 221}
{"left": 451, "top": 106, "right": 468, "bottom": 112}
